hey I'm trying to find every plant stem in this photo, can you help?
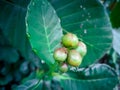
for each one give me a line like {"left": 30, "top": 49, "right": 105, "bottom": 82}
{"left": 31, "top": 72, "right": 45, "bottom": 90}
{"left": 32, "top": 62, "right": 58, "bottom": 90}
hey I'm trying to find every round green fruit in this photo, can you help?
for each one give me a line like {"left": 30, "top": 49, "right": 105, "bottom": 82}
{"left": 53, "top": 47, "right": 67, "bottom": 62}
{"left": 75, "top": 41, "right": 87, "bottom": 57}
{"left": 62, "top": 33, "right": 79, "bottom": 48}
{"left": 67, "top": 50, "right": 82, "bottom": 67}
{"left": 59, "top": 63, "right": 68, "bottom": 73}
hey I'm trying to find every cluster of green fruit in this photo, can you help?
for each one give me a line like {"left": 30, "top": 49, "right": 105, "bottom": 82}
{"left": 53, "top": 33, "right": 87, "bottom": 73}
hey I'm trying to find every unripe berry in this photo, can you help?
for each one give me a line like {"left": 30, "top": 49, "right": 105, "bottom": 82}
{"left": 67, "top": 50, "right": 82, "bottom": 67}
{"left": 75, "top": 41, "right": 87, "bottom": 57}
{"left": 62, "top": 33, "right": 79, "bottom": 48}
{"left": 59, "top": 63, "right": 68, "bottom": 73}
{"left": 53, "top": 47, "right": 67, "bottom": 62}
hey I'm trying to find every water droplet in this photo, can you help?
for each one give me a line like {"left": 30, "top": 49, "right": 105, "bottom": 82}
{"left": 41, "top": 60, "right": 45, "bottom": 64}
{"left": 88, "top": 13, "right": 90, "bottom": 15}
{"left": 32, "top": 2, "right": 35, "bottom": 5}
{"left": 86, "top": 19, "right": 88, "bottom": 21}
{"left": 41, "top": 1, "right": 46, "bottom": 6}
{"left": 26, "top": 23, "right": 28, "bottom": 27}
{"left": 84, "top": 29, "right": 87, "bottom": 34}
{"left": 80, "top": 5, "right": 83, "bottom": 8}
{"left": 83, "top": 7, "right": 86, "bottom": 10}
{"left": 82, "top": 14, "right": 84, "bottom": 17}
{"left": 80, "top": 24, "right": 83, "bottom": 28}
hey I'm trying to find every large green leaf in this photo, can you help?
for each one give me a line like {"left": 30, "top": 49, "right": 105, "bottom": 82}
{"left": 49, "top": 0, "right": 113, "bottom": 67}
{"left": 0, "top": 0, "right": 30, "bottom": 59}
{"left": 59, "top": 64, "right": 118, "bottom": 90}
{"left": 26, "top": 0, "right": 63, "bottom": 66}
{"left": 15, "top": 79, "right": 42, "bottom": 90}
{"left": 0, "top": 0, "right": 41, "bottom": 64}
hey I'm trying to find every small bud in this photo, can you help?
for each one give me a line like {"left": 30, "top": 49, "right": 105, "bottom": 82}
{"left": 67, "top": 50, "right": 82, "bottom": 67}
{"left": 59, "top": 63, "right": 68, "bottom": 73}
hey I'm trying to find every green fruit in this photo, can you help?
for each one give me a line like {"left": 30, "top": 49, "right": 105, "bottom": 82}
{"left": 53, "top": 47, "right": 67, "bottom": 62}
{"left": 75, "top": 41, "right": 87, "bottom": 57}
{"left": 59, "top": 63, "right": 68, "bottom": 73}
{"left": 67, "top": 50, "right": 82, "bottom": 67}
{"left": 62, "top": 33, "right": 79, "bottom": 48}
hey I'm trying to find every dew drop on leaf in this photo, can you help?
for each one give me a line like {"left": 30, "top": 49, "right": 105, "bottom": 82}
{"left": 80, "top": 24, "right": 83, "bottom": 28}
{"left": 82, "top": 14, "right": 84, "bottom": 17}
{"left": 26, "top": 23, "right": 28, "bottom": 27}
{"left": 84, "top": 29, "right": 87, "bottom": 34}
{"left": 83, "top": 7, "right": 86, "bottom": 10}
{"left": 41, "top": 1, "right": 46, "bottom": 6}
{"left": 41, "top": 60, "right": 45, "bottom": 64}
{"left": 32, "top": 2, "right": 35, "bottom": 6}
{"left": 86, "top": 19, "right": 89, "bottom": 22}
{"left": 80, "top": 5, "right": 83, "bottom": 8}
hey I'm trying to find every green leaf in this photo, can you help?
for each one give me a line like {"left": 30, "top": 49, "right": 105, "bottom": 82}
{"left": 0, "top": 0, "right": 30, "bottom": 59}
{"left": 59, "top": 64, "right": 119, "bottom": 90}
{"left": 15, "top": 79, "right": 43, "bottom": 90}
{"left": 49, "top": 0, "right": 113, "bottom": 67}
{"left": 26, "top": 0, "right": 63, "bottom": 66}
{"left": 0, "top": 0, "right": 41, "bottom": 65}
{"left": 112, "top": 29, "right": 120, "bottom": 55}
{"left": 110, "top": 2, "right": 120, "bottom": 28}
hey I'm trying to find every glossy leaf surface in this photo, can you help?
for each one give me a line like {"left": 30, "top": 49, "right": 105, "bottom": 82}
{"left": 26, "top": 0, "right": 63, "bottom": 66}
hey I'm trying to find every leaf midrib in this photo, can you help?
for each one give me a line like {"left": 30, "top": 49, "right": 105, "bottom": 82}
{"left": 41, "top": 5, "right": 51, "bottom": 54}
